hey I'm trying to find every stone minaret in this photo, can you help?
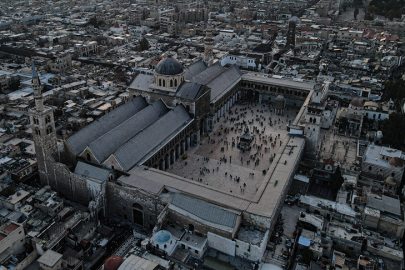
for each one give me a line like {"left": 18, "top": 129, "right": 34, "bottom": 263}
{"left": 305, "top": 80, "right": 325, "bottom": 159}
{"left": 204, "top": 22, "right": 214, "bottom": 66}
{"left": 29, "top": 62, "right": 58, "bottom": 186}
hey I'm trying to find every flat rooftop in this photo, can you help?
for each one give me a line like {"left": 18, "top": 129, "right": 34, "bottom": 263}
{"left": 242, "top": 73, "right": 315, "bottom": 91}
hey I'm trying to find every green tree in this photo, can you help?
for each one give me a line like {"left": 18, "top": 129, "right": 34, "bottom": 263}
{"left": 9, "top": 80, "right": 20, "bottom": 91}
{"left": 88, "top": 16, "right": 99, "bottom": 27}
{"left": 331, "top": 166, "right": 344, "bottom": 191}
{"left": 386, "top": 9, "right": 395, "bottom": 21}
{"left": 138, "top": 37, "right": 149, "bottom": 51}
{"left": 255, "top": 57, "right": 261, "bottom": 70}
{"left": 383, "top": 79, "right": 405, "bottom": 108}
{"left": 381, "top": 113, "right": 405, "bottom": 149}
{"left": 301, "top": 248, "right": 314, "bottom": 265}
{"left": 353, "top": 0, "right": 363, "bottom": 7}
{"left": 364, "top": 5, "right": 377, "bottom": 20}
{"left": 354, "top": 8, "right": 359, "bottom": 19}
{"left": 54, "top": 108, "right": 63, "bottom": 118}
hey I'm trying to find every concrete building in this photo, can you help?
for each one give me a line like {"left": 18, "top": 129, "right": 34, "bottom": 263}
{"left": 37, "top": 250, "right": 63, "bottom": 270}
{"left": 48, "top": 53, "right": 72, "bottom": 74}
{"left": 0, "top": 222, "right": 26, "bottom": 257}
{"left": 361, "top": 145, "right": 404, "bottom": 186}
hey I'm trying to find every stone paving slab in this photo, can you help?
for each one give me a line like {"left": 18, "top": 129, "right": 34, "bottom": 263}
{"left": 168, "top": 103, "right": 300, "bottom": 200}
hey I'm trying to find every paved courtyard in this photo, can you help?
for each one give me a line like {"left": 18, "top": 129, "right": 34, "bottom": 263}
{"left": 168, "top": 102, "right": 300, "bottom": 199}
{"left": 318, "top": 119, "right": 358, "bottom": 167}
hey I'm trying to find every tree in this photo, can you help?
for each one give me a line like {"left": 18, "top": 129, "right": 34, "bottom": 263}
{"left": 353, "top": 0, "right": 363, "bottom": 7}
{"left": 386, "top": 9, "right": 395, "bottom": 21}
{"left": 54, "top": 108, "right": 63, "bottom": 118}
{"left": 138, "top": 37, "right": 149, "bottom": 51}
{"left": 381, "top": 113, "right": 405, "bottom": 149}
{"left": 88, "top": 16, "right": 99, "bottom": 28}
{"left": 9, "top": 80, "right": 20, "bottom": 91}
{"left": 383, "top": 79, "right": 405, "bottom": 109}
{"left": 354, "top": 8, "right": 359, "bottom": 19}
{"left": 331, "top": 166, "right": 344, "bottom": 191}
{"left": 301, "top": 248, "right": 314, "bottom": 265}
{"left": 255, "top": 57, "right": 261, "bottom": 70}
{"left": 364, "top": 5, "right": 376, "bottom": 20}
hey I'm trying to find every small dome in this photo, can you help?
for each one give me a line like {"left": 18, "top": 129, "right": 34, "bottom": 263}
{"left": 350, "top": 97, "right": 364, "bottom": 107}
{"left": 325, "top": 158, "right": 334, "bottom": 167}
{"left": 104, "top": 256, "right": 124, "bottom": 270}
{"left": 389, "top": 157, "right": 404, "bottom": 167}
{"left": 385, "top": 176, "right": 396, "bottom": 186}
{"left": 276, "top": 95, "right": 285, "bottom": 101}
{"left": 155, "top": 55, "right": 184, "bottom": 76}
{"left": 153, "top": 230, "right": 172, "bottom": 244}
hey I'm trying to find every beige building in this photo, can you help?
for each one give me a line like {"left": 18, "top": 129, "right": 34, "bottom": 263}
{"left": 37, "top": 250, "right": 63, "bottom": 270}
{"left": 0, "top": 222, "right": 26, "bottom": 256}
{"left": 48, "top": 53, "right": 72, "bottom": 74}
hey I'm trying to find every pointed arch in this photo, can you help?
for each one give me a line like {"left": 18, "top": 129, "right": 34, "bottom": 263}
{"left": 46, "top": 125, "right": 53, "bottom": 135}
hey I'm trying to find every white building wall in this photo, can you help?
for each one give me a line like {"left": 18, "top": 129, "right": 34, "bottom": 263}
{"left": 235, "top": 230, "right": 269, "bottom": 262}
{"left": 207, "top": 232, "right": 235, "bottom": 256}
{"left": 364, "top": 110, "right": 389, "bottom": 121}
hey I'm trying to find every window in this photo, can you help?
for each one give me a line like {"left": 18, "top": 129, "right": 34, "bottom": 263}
{"left": 124, "top": 214, "right": 127, "bottom": 220}
{"left": 159, "top": 78, "right": 161, "bottom": 86}
{"left": 195, "top": 250, "right": 199, "bottom": 254}
{"left": 87, "top": 153, "right": 91, "bottom": 161}
{"left": 170, "top": 80, "right": 173, "bottom": 87}
{"left": 46, "top": 126, "right": 53, "bottom": 135}
{"left": 123, "top": 206, "right": 126, "bottom": 211}
{"left": 35, "top": 128, "right": 41, "bottom": 136}
{"left": 163, "top": 80, "right": 165, "bottom": 87}
{"left": 45, "top": 115, "right": 51, "bottom": 124}
{"left": 33, "top": 117, "right": 39, "bottom": 125}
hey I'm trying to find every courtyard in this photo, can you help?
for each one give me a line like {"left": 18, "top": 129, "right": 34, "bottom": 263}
{"left": 168, "top": 101, "right": 301, "bottom": 200}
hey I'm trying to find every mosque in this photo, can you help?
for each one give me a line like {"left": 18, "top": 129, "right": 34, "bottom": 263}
{"left": 29, "top": 28, "right": 326, "bottom": 262}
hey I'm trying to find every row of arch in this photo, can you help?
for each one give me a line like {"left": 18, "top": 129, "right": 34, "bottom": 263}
{"left": 241, "top": 82, "right": 308, "bottom": 98}
{"left": 309, "top": 117, "right": 317, "bottom": 124}
{"left": 32, "top": 115, "right": 52, "bottom": 125}
{"left": 35, "top": 126, "right": 53, "bottom": 136}
{"left": 158, "top": 77, "right": 184, "bottom": 88}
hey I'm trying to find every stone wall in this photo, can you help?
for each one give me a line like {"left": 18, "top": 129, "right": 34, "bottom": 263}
{"left": 167, "top": 206, "right": 240, "bottom": 239}
{"left": 106, "top": 182, "right": 164, "bottom": 230}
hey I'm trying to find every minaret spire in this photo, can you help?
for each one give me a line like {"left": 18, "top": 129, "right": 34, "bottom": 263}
{"left": 32, "top": 61, "right": 44, "bottom": 111}
{"left": 204, "top": 19, "right": 214, "bottom": 66}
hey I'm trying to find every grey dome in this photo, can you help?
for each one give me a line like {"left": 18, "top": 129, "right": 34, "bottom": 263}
{"left": 276, "top": 95, "right": 286, "bottom": 101}
{"left": 155, "top": 56, "right": 184, "bottom": 75}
